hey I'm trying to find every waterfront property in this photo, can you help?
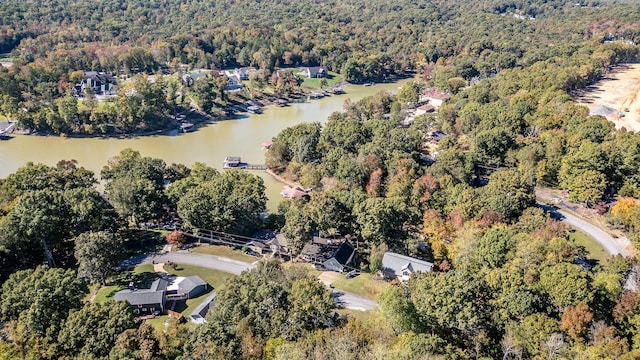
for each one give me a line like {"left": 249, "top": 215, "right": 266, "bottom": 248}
{"left": 0, "top": 122, "right": 16, "bottom": 138}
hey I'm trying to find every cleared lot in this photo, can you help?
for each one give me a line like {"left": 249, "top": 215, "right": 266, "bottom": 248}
{"left": 574, "top": 64, "right": 640, "bottom": 132}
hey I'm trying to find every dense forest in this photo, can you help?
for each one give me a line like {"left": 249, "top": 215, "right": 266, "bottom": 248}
{"left": 2, "top": 0, "right": 640, "bottom": 359}
{"left": 0, "top": 0, "right": 639, "bottom": 135}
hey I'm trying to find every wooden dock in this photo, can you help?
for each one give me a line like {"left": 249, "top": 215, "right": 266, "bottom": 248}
{"left": 245, "top": 164, "right": 266, "bottom": 170}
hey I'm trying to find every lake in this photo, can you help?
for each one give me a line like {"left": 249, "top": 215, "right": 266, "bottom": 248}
{"left": 0, "top": 80, "right": 408, "bottom": 211}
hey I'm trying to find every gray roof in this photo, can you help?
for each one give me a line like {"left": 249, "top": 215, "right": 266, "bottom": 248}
{"left": 114, "top": 288, "right": 165, "bottom": 306}
{"left": 113, "top": 279, "right": 167, "bottom": 306}
{"left": 381, "top": 252, "right": 434, "bottom": 278}
{"left": 190, "top": 292, "right": 217, "bottom": 321}
{"left": 177, "top": 276, "right": 207, "bottom": 294}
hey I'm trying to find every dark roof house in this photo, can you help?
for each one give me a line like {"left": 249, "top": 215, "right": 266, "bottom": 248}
{"left": 323, "top": 241, "right": 356, "bottom": 272}
{"left": 114, "top": 279, "right": 168, "bottom": 315}
{"left": 381, "top": 252, "right": 434, "bottom": 281}
{"left": 74, "top": 71, "right": 116, "bottom": 97}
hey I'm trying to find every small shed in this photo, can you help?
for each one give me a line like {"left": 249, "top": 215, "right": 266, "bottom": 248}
{"left": 323, "top": 241, "right": 356, "bottom": 272}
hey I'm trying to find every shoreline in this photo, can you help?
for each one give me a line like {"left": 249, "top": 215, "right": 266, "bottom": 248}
{"left": 264, "top": 168, "right": 305, "bottom": 190}
{"left": 3, "top": 82, "right": 356, "bottom": 140}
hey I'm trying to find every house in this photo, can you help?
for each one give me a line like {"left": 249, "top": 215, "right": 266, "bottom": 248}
{"left": 114, "top": 279, "right": 168, "bottom": 315}
{"left": 167, "top": 275, "right": 208, "bottom": 299}
{"left": 421, "top": 90, "right": 451, "bottom": 108}
{"left": 225, "top": 74, "right": 243, "bottom": 91}
{"left": 225, "top": 67, "right": 257, "bottom": 81}
{"left": 323, "top": 241, "right": 356, "bottom": 272}
{"left": 74, "top": 71, "right": 116, "bottom": 97}
{"left": 428, "top": 130, "right": 446, "bottom": 142}
{"left": 267, "top": 233, "right": 290, "bottom": 255}
{"left": 298, "top": 66, "right": 328, "bottom": 78}
{"left": 280, "top": 186, "right": 311, "bottom": 199}
{"left": 182, "top": 70, "right": 210, "bottom": 86}
{"left": 381, "top": 252, "right": 434, "bottom": 281}
{"left": 301, "top": 242, "right": 324, "bottom": 263}
{"left": 415, "top": 104, "right": 435, "bottom": 116}
{"left": 115, "top": 275, "right": 209, "bottom": 315}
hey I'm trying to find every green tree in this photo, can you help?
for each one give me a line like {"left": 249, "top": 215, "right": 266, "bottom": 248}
{"left": 74, "top": 231, "right": 125, "bottom": 285}
{"left": 567, "top": 169, "right": 607, "bottom": 205}
{"left": 0, "top": 267, "right": 86, "bottom": 343}
{"left": 539, "top": 262, "right": 593, "bottom": 310}
{"left": 57, "top": 301, "right": 137, "bottom": 359}
{"left": 379, "top": 284, "right": 425, "bottom": 334}
{"left": 282, "top": 200, "right": 315, "bottom": 256}
{"left": 178, "top": 171, "right": 266, "bottom": 236}
{"left": 481, "top": 169, "right": 535, "bottom": 223}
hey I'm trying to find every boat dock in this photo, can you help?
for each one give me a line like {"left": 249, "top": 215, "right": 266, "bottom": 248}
{"left": 0, "top": 122, "right": 17, "bottom": 138}
{"left": 223, "top": 157, "right": 266, "bottom": 170}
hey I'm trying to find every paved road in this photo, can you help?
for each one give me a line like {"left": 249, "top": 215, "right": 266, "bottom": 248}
{"left": 121, "top": 251, "right": 376, "bottom": 311}
{"left": 122, "top": 251, "right": 255, "bottom": 275}
{"left": 331, "top": 289, "right": 377, "bottom": 311}
{"left": 537, "top": 203, "right": 630, "bottom": 257}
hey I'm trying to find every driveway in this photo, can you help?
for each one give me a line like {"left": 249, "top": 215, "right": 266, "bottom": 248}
{"left": 121, "top": 251, "right": 376, "bottom": 311}
{"left": 537, "top": 202, "right": 630, "bottom": 257}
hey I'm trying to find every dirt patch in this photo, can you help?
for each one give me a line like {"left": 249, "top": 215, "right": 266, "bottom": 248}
{"left": 574, "top": 64, "right": 640, "bottom": 132}
{"left": 318, "top": 271, "right": 340, "bottom": 286}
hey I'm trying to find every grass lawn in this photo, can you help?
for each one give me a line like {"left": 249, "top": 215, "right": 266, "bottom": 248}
{"left": 162, "top": 264, "right": 235, "bottom": 290}
{"left": 569, "top": 228, "right": 610, "bottom": 263}
{"left": 189, "top": 244, "right": 256, "bottom": 263}
{"left": 93, "top": 285, "right": 120, "bottom": 304}
{"left": 330, "top": 273, "right": 389, "bottom": 300}
{"left": 336, "top": 308, "right": 378, "bottom": 322}
{"left": 301, "top": 71, "right": 343, "bottom": 90}
{"left": 0, "top": 53, "right": 14, "bottom": 61}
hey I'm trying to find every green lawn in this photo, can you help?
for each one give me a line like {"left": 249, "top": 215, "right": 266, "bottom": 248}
{"left": 301, "top": 71, "right": 344, "bottom": 90}
{"left": 569, "top": 228, "right": 610, "bottom": 263}
{"left": 189, "top": 244, "right": 256, "bottom": 263}
{"left": 93, "top": 285, "right": 120, "bottom": 304}
{"left": 336, "top": 308, "right": 378, "bottom": 321}
{"left": 162, "top": 264, "right": 235, "bottom": 290}
{"left": 331, "top": 273, "right": 389, "bottom": 300}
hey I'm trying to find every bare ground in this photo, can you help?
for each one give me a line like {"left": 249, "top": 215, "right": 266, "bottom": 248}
{"left": 574, "top": 64, "right": 640, "bottom": 132}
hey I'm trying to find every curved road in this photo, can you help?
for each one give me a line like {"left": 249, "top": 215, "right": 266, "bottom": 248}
{"left": 537, "top": 202, "right": 630, "bottom": 257}
{"left": 121, "top": 251, "right": 377, "bottom": 311}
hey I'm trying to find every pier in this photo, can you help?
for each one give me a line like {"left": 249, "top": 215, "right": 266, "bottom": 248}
{"left": 223, "top": 156, "right": 266, "bottom": 170}
{"left": 0, "top": 122, "right": 17, "bottom": 138}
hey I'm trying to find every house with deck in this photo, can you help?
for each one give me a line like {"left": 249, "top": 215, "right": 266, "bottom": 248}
{"left": 114, "top": 275, "right": 209, "bottom": 315}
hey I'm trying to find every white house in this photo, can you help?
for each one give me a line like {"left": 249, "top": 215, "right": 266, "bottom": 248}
{"left": 381, "top": 252, "right": 434, "bottom": 281}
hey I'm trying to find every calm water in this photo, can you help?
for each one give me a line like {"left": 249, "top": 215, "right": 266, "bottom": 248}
{"left": 0, "top": 81, "right": 408, "bottom": 210}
